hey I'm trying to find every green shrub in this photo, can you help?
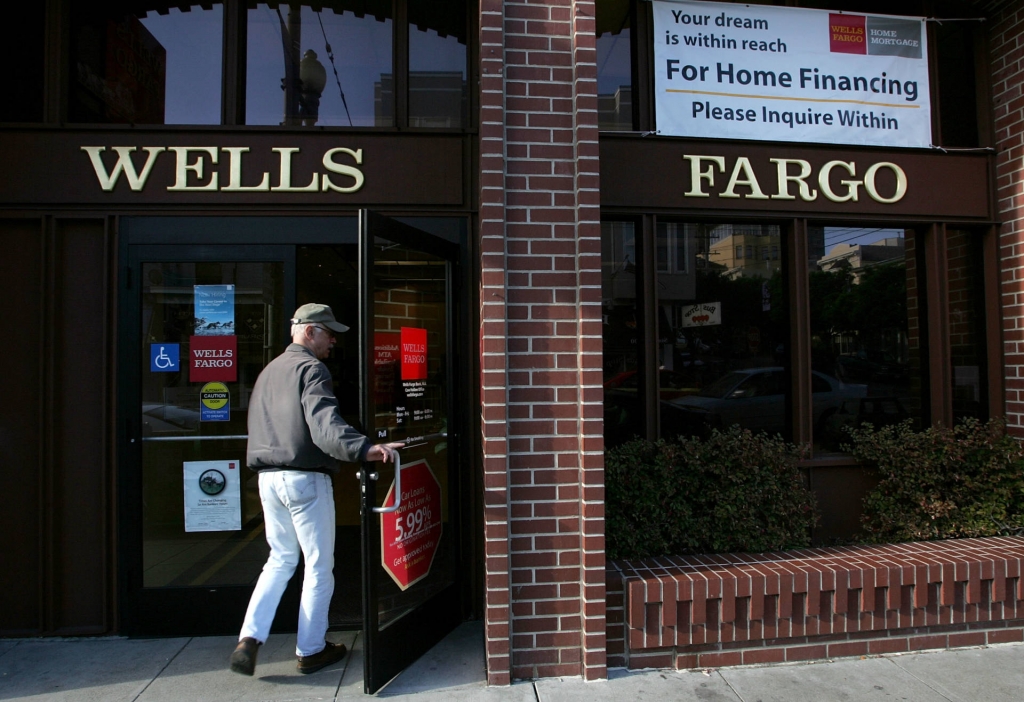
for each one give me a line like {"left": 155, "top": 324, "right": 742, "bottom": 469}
{"left": 605, "top": 426, "right": 817, "bottom": 560}
{"left": 843, "top": 418, "right": 1024, "bottom": 543}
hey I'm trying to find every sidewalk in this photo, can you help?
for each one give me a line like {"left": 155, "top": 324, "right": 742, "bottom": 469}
{"left": 2, "top": 621, "right": 1023, "bottom": 701}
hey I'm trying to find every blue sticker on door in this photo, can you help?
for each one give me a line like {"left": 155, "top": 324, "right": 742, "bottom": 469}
{"left": 151, "top": 344, "right": 180, "bottom": 372}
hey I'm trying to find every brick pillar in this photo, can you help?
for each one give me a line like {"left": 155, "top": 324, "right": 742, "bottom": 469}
{"left": 990, "top": 4, "right": 1024, "bottom": 433}
{"left": 478, "top": 0, "right": 606, "bottom": 682}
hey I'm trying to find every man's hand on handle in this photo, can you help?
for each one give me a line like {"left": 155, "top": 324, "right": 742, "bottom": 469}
{"left": 365, "top": 442, "right": 404, "bottom": 463}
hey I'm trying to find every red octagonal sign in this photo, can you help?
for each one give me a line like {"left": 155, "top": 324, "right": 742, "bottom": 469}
{"left": 380, "top": 459, "right": 443, "bottom": 591}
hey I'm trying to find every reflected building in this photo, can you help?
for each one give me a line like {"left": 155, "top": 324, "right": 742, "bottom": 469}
{"left": 376, "top": 71, "right": 468, "bottom": 128}
{"left": 598, "top": 86, "right": 632, "bottom": 131}
{"left": 817, "top": 236, "right": 907, "bottom": 279}
{"left": 71, "top": 13, "right": 167, "bottom": 124}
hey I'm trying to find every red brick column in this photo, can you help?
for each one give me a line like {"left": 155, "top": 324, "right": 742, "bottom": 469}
{"left": 478, "top": 0, "right": 606, "bottom": 682}
{"left": 479, "top": 0, "right": 512, "bottom": 685}
{"left": 990, "top": 4, "right": 1024, "bottom": 433}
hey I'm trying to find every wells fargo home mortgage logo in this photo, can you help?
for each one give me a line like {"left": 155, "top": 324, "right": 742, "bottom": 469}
{"left": 830, "top": 14, "right": 922, "bottom": 59}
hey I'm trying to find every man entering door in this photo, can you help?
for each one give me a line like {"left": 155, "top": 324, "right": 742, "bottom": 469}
{"left": 230, "top": 303, "right": 402, "bottom": 676}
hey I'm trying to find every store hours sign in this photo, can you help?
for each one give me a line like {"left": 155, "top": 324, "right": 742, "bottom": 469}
{"left": 653, "top": 0, "right": 932, "bottom": 148}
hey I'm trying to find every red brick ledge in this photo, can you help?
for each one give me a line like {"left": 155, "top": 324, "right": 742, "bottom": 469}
{"left": 606, "top": 537, "right": 1024, "bottom": 669}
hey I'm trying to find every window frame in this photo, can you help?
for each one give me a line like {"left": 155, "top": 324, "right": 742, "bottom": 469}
{"left": 44, "top": 0, "right": 476, "bottom": 131}
{"left": 602, "top": 214, "right": 1003, "bottom": 460}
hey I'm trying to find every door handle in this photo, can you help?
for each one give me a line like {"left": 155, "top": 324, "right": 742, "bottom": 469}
{"left": 372, "top": 452, "right": 402, "bottom": 514}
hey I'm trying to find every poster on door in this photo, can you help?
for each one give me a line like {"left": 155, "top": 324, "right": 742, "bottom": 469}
{"left": 194, "top": 284, "right": 235, "bottom": 335}
{"left": 374, "top": 332, "right": 401, "bottom": 407}
{"left": 183, "top": 460, "right": 241, "bottom": 532}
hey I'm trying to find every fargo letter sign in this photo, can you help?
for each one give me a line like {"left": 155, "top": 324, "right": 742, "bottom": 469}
{"left": 598, "top": 136, "right": 993, "bottom": 220}
{"left": 682, "top": 154, "right": 906, "bottom": 203}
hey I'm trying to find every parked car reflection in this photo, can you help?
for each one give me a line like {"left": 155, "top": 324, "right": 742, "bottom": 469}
{"left": 666, "top": 367, "right": 867, "bottom": 436}
{"left": 142, "top": 403, "right": 201, "bottom": 435}
{"left": 603, "top": 368, "right": 700, "bottom": 401}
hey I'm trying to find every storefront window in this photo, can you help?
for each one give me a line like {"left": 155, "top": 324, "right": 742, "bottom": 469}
{"left": 246, "top": 3, "right": 392, "bottom": 126}
{"left": 408, "top": 0, "right": 468, "bottom": 128}
{"left": 656, "top": 223, "right": 787, "bottom": 441}
{"left": 948, "top": 229, "right": 987, "bottom": 423}
{"left": 597, "top": 1, "right": 632, "bottom": 131}
{"left": 2, "top": 4, "right": 44, "bottom": 122}
{"left": 69, "top": 4, "right": 223, "bottom": 125}
{"left": 810, "top": 227, "right": 924, "bottom": 454}
{"left": 602, "top": 221, "right": 641, "bottom": 446}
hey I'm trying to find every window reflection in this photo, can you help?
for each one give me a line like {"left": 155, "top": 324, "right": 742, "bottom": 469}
{"left": 247, "top": 3, "right": 392, "bottom": 127}
{"left": 947, "top": 230, "right": 987, "bottom": 422}
{"left": 657, "top": 223, "right": 789, "bottom": 441}
{"left": 811, "top": 227, "right": 923, "bottom": 453}
{"left": 2, "top": 4, "right": 44, "bottom": 122}
{"left": 69, "top": 4, "right": 223, "bottom": 125}
{"left": 602, "top": 221, "right": 640, "bottom": 447}
{"left": 597, "top": 2, "right": 632, "bottom": 131}
{"left": 408, "top": 0, "right": 468, "bottom": 128}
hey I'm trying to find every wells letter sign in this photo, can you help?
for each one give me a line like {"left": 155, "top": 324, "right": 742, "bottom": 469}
{"left": 380, "top": 459, "right": 442, "bottom": 591}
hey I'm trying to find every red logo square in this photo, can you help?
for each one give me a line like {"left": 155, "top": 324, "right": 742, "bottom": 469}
{"left": 400, "top": 327, "right": 428, "bottom": 381}
{"left": 189, "top": 335, "right": 237, "bottom": 382}
{"left": 830, "top": 14, "right": 866, "bottom": 55}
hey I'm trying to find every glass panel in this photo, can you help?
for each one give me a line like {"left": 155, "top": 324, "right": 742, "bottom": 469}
{"left": 296, "top": 244, "right": 363, "bottom": 626}
{"left": 141, "top": 261, "right": 283, "bottom": 588}
{"left": 408, "top": 0, "right": 468, "bottom": 128}
{"left": 596, "top": 1, "right": 632, "bottom": 131}
{"left": 947, "top": 230, "right": 987, "bottom": 423}
{"left": 602, "top": 221, "right": 641, "bottom": 447}
{"left": 657, "top": 223, "right": 787, "bottom": 440}
{"left": 70, "top": 4, "right": 223, "bottom": 124}
{"left": 936, "top": 22, "right": 979, "bottom": 148}
{"left": 370, "top": 240, "right": 452, "bottom": 629}
{"left": 811, "top": 227, "right": 924, "bottom": 454}
{"left": 246, "top": 3, "right": 393, "bottom": 126}
{"left": 1, "top": 4, "right": 44, "bottom": 122}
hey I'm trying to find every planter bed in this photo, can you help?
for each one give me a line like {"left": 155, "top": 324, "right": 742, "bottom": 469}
{"left": 607, "top": 536, "right": 1024, "bottom": 670}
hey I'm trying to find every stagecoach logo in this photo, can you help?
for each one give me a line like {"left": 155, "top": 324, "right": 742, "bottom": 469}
{"left": 80, "top": 145, "right": 365, "bottom": 193}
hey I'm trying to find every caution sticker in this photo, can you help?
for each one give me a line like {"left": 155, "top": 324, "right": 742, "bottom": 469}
{"left": 200, "top": 382, "right": 230, "bottom": 422}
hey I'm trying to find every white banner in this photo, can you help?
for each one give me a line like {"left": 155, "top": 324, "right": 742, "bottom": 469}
{"left": 653, "top": 0, "right": 931, "bottom": 148}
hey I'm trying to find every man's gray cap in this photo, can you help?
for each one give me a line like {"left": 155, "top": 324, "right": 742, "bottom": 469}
{"left": 291, "top": 303, "right": 350, "bottom": 333}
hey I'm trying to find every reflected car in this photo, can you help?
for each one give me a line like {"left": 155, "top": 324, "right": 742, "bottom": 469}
{"left": 142, "top": 403, "right": 201, "bottom": 435}
{"left": 603, "top": 390, "right": 710, "bottom": 447}
{"left": 666, "top": 367, "right": 867, "bottom": 436}
{"left": 603, "top": 368, "right": 700, "bottom": 401}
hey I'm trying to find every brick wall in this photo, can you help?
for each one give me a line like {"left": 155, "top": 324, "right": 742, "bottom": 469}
{"left": 610, "top": 537, "right": 1024, "bottom": 670}
{"left": 989, "top": 1, "right": 1024, "bottom": 432}
{"left": 478, "top": 0, "right": 606, "bottom": 683}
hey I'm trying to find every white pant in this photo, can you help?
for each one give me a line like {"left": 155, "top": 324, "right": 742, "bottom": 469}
{"left": 239, "top": 470, "right": 335, "bottom": 657}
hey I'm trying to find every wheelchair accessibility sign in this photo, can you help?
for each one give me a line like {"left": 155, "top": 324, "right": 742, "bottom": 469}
{"left": 150, "top": 344, "right": 180, "bottom": 372}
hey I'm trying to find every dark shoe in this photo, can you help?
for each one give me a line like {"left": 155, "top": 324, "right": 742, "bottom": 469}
{"left": 297, "top": 641, "right": 348, "bottom": 674}
{"left": 229, "top": 637, "right": 260, "bottom": 676}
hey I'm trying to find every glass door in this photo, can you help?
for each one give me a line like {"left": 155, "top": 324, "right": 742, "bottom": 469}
{"left": 119, "top": 245, "right": 297, "bottom": 634}
{"left": 358, "top": 212, "right": 463, "bottom": 692}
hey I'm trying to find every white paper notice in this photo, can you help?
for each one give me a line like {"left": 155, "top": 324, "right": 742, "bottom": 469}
{"left": 653, "top": 0, "right": 932, "bottom": 148}
{"left": 183, "top": 460, "right": 242, "bottom": 532}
